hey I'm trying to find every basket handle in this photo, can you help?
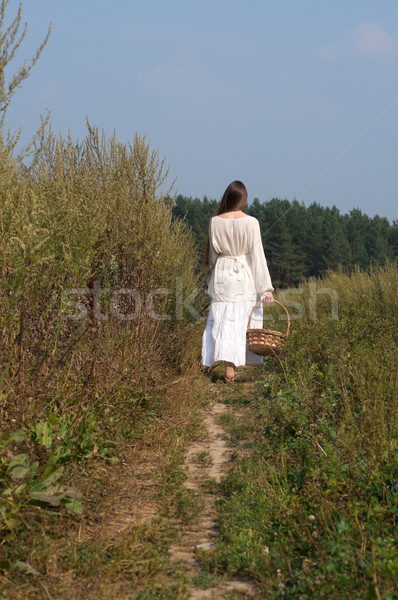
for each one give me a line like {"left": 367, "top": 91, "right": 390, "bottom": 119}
{"left": 247, "top": 299, "right": 290, "bottom": 337}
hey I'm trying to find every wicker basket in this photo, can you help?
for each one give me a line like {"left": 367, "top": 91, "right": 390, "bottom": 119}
{"left": 246, "top": 300, "right": 290, "bottom": 356}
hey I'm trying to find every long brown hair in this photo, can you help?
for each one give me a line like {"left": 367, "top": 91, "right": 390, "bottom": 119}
{"left": 204, "top": 181, "right": 248, "bottom": 276}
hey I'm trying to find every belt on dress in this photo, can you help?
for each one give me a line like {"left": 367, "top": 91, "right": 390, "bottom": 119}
{"left": 218, "top": 254, "right": 250, "bottom": 281}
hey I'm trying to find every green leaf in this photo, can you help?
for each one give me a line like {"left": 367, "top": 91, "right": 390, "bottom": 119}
{"left": 39, "top": 466, "right": 64, "bottom": 488}
{"left": 34, "top": 420, "right": 54, "bottom": 448}
{"left": 64, "top": 498, "right": 83, "bottom": 514}
{"left": 54, "top": 446, "right": 71, "bottom": 462}
{"left": 48, "top": 484, "right": 83, "bottom": 500}
{"left": 28, "top": 491, "right": 61, "bottom": 507}
{"left": 31, "top": 466, "right": 64, "bottom": 491}
{"left": 29, "top": 461, "right": 39, "bottom": 478}
{"left": 14, "top": 482, "right": 27, "bottom": 495}
{"left": 14, "top": 560, "right": 40, "bottom": 576}
{"left": 48, "top": 412, "right": 58, "bottom": 426}
{"left": 0, "top": 429, "right": 26, "bottom": 448}
{"left": 7, "top": 454, "right": 30, "bottom": 480}
{"left": 45, "top": 448, "right": 64, "bottom": 466}
{"left": 9, "top": 430, "right": 26, "bottom": 443}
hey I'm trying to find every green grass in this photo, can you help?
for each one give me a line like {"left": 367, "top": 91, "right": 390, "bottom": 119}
{"left": 196, "top": 451, "right": 213, "bottom": 466}
{"left": 199, "top": 263, "right": 398, "bottom": 599}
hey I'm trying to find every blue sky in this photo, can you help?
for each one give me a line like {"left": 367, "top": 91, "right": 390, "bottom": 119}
{"left": 4, "top": 0, "right": 398, "bottom": 221}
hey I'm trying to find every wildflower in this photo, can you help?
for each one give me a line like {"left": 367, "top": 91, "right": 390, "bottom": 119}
{"left": 263, "top": 546, "right": 269, "bottom": 555}
{"left": 308, "top": 514, "right": 315, "bottom": 521}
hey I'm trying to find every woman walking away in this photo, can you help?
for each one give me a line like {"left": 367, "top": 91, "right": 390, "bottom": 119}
{"left": 201, "top": 181, "right": 274, "bottom": 383}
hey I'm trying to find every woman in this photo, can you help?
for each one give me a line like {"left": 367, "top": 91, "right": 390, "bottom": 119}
{"left": 201, "top": 181, "right": 274, "bottom": 382}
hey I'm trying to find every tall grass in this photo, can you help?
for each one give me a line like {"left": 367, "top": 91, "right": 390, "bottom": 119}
{"left": 1, "top": 123, "right": 201, "bottom": 416}
{"left": 203, "top": 263, "right": 398, "bottom": 599}
{"left": 0, "top": 124, "right": 204, "bottom": 539}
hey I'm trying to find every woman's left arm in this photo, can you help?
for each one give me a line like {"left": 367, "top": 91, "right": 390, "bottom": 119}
{"left": 263, "top": 290, "right": 274, "bottom": 303}
{"left": 251, "top": 219, "right": 274, "bottom": 297}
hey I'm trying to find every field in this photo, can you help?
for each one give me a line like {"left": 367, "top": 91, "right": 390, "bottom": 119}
{"left": 1, "top": 128, "right": 397, "bottom": 598}
{"left": 202, "top": 264, "right": 398, "bottom": 599}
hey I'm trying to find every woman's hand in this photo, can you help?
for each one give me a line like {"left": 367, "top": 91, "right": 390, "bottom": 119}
{"left": 263, "top": 291, "right": 274, "bottom": 304}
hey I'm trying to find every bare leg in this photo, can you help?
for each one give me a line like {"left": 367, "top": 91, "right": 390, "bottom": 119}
{"left": 224, "top": 361, "right": 235, "bottom": 382}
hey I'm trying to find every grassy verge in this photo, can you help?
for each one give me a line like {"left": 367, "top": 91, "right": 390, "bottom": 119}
{"left": 0, "top": 127, "right": 209, "bottom": 597}
{"left": 199, "top": 263, "right": 398, "bottom": 599}
{"left": 0, "top": 337, "right": 207, "bottom": 598}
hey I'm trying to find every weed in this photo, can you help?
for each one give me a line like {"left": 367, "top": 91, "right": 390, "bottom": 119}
{"left": 196, "top": 451, "right": 212, "bottom": 466}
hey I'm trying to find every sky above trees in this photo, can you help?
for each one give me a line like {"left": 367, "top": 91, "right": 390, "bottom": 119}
{"left": 4, "top": 0, "right": 398, "bottom": 221}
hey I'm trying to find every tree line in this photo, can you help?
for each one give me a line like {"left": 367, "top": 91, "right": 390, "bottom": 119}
{"left": 171, "top": 195, "right": 398, "bottom": 287}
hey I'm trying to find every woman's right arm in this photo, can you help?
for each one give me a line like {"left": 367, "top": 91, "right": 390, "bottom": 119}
{"left": 208, "top": 219, "right": 219, "bottom": 275}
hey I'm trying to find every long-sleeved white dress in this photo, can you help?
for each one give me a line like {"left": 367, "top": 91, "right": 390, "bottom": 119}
{"left": 201, "top": 215, "right": 274, "bottom": 367}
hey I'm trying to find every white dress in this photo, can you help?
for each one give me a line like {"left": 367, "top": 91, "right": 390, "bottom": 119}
{"left": 201, "top": 215, "right": 274, "bottom": 367}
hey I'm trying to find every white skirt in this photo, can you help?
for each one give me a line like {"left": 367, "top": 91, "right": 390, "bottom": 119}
{"left": 201, "top": 299, "right": 263, "bottom": 367}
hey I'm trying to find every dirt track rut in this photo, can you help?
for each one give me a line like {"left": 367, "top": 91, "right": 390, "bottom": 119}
{"left": 169, "top": 380, "right": 258, "bottom": 599}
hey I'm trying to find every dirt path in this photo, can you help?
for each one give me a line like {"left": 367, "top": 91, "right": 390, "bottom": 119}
{"left": 169, "top": 377, "right": 259, "bottom": 599}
